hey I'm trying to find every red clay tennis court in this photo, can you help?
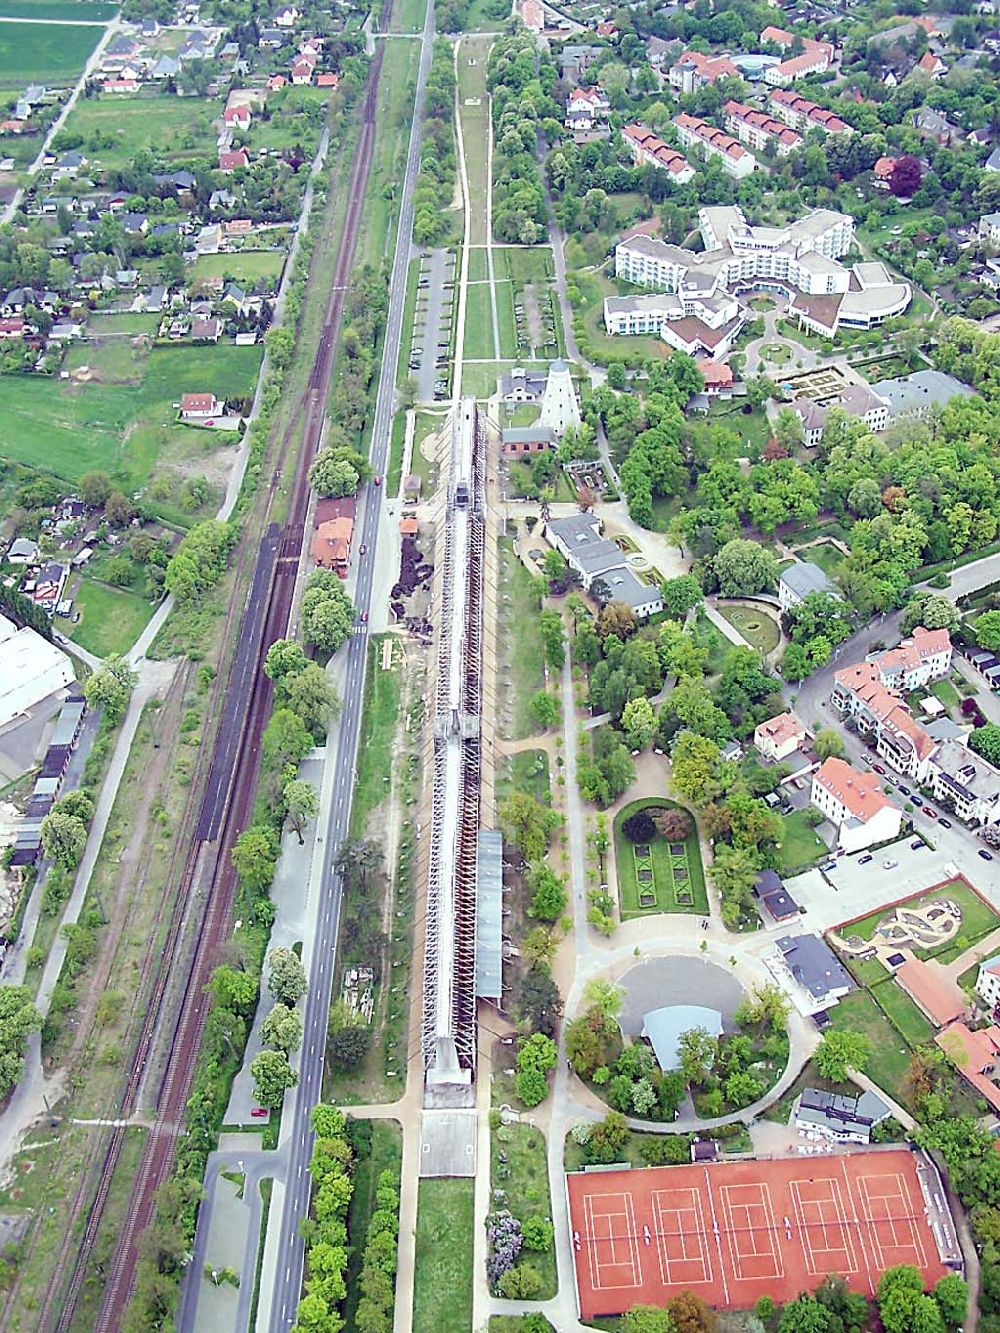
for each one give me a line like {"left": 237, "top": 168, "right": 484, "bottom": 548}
{"left": 567, "top": 1149, "right": 953, "bottom": 1319}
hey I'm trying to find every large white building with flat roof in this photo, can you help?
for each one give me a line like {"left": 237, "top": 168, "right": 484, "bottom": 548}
{"left": 0, "top": 614, "right": 75, "bottom": 728}
{"left": 607, "top": 205, "right": 910, "bottom": 350}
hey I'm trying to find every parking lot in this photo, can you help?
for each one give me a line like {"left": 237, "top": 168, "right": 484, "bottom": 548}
{"left": 408, "top": 248, "right": 455, "bottom": 402}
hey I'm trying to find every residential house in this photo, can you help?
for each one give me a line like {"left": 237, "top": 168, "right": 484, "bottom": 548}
{"left": 1, "top": 287, "right": 57, "bottom": 314}
{"left": 870, "top": 369, "right": 976, "bottom": 421}
{"left": 792, "top": 1087, "right": 890, "bottom": 1143}
{"left": 697, "top": 358, "right": 734, "bottom": 395}
{"left": 913, "top": 106, "right": 962, "bottom": 146}
{"left": 724, "top": 100, "right": 801, "bottom": 155}
{"left": 871, "top": 626, "right": 952, "bottom": 692}
{"left": 778, "top": 560, "right": 839, "bottom": 611}
{"left": 274, "top": 4, "right": 300, "bottom": 26}
{"left": 754, "top": 869, "right": 799, "bottom": 923}
{"left": 49, "top": 319, "right": 83, "bottom": 341}
{"left": 810, "top": 756, "right": 903, "bottom": 852}
{"left": 985, "top": 146, "right": 1000, "bottom": 173}
{"left": 914, "top": 50, "right": 948, "bottom": 78}
{"left": 224, "top": 103, "right": 252, "bottom": 131}
{"left": 218, "top": 149, "right": 249, "bottom": 172}
{"left": 196, "top": 223, "right": 222, "bottom": 253}
{"left": 760, "top": 29, "right": 836, "bottom": 87}
{"left": 53, "top": 150, "right": 86, "bottom": 180}
{"left": 179, "top": 392, "right": 221, "bottom": 419}
{"left": 936, "top": 1021, "right": 1000, "bottom": 1113}
{"left": 103, "top": 34, "right": 140, "bottom": 69}
{"left": 28, "top": 561, "right": 67, "bottom": 609}
{"left": 544, "top": 512, "right": 623, "bottom": 590}
{"left": 291, "top": 56, "right": 314, "bottom": 84}
{"left": 668, "top": 49, "right": 739, "bottom": 93}
{"left": 6, "top": 537, "right": 38, "bottom": 563}
{"left": 980, "top": 212, "right": 1000, "bottom": 246}
{"left": 267, "top": 73, "right": 287, "bottom": 89}
{"left": 311, "top": 516, "right": 353, "bottom": 574}
{"left": 774, "top": 933, "right": 854, "bottom": 1013}
{"left": 103, "top": 77, "right": 140, "bottom": 94}
{"left": 190, "top": 317, "right": 222, "bottom": 342}
{"left": 621, "top": 124, "right": 694, "bottom": 182}
{"left": 317, "top": 72, "right": 339, "bottom": 88}
{"left": 975, "top": 955, "right": 1000, "bottom": 1011}
{"left": 591, "top": 566, "right": 664, "bottom": 619}
{"left": 874, "top": 156, "right": 897, "bottom": 189}
{"left": 152, "top": 53, "right": 180, "bottom": 79}
{"left": 928, "top": 739, "right": 1000, "bottom": 826}
{"left": 830, "top": 660, "right": 937, "bottom": 781}
{"left": 895, "top": 958, "right": 965, "bottom": 1027}
{"left": 792, "top": 383, "right": 890, "bottom": 445}
{"left": 674, "top": 113, "right": 757, "bottom": 177}
{"left": 755, "top": 711, "right": 806, "bottom": 761}
{"left": 258, "top": 28, "right": 286, "bottom": 49}
{"left": 121, "top": 212, "right": 148, "bottom": 237}
{"left": 565, "top": 86, "right": 610, "bottom": 132}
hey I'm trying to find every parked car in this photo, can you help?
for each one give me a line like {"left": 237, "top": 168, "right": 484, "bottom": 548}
{"left": 858, "top": 854, "right": 874, "bottom": 865}
{"left": 938, "top": 817, "right": 952, "bottom": 828}
{"left": 912, "top": 795, "right": 923, "bottom": 807}
{"left": 981, "top": 849, "right": 995, "bottom": 862}
{"left": 873, "top": 764, "right": 885, "bottom": 775}
{"left": 883, "top": 859, "right": 898, "bottom": 869}
{"left": 822, "top": 861, "right": 837, "bottom": 872}
{"left": 911, "top": 839, "right": 924, "bottom": 850}
{"left": 251, "top": 1107, "right": 268, "bottom": 1118}
{"left": 923, "top": 807, "right": 936, "bottom": 820}
{"left": 898, "top": 784, "right": 910, "bottom": 796}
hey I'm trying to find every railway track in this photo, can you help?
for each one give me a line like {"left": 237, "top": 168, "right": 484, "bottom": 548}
{"left": 36, "top": 23, "right": 394, "bottom": 1333}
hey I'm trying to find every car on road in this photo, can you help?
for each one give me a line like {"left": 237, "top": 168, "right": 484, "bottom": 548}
{"left": 912, "top": 795, "right": 923, "bottom": 807}
{"left": 923, "top": 807, "right": 936, "bottom": 819}
{"left": 374, "top": 475, "right": 382, "bottom": 485}
{"left": 251, "top": 1107, "right": 268, "bottom": 1118}
{"left": 360, "top": 543, "right": 367, "bottom": 555}
{"left": 897, "top": 784, "right": 910, "bottom": 796}
{"left": 822, "top": 861, "right": 837, "bottom": 872}
{"left": 873, "top": 764, "right": 885, "bottom": 775}
{"left": 938, "top": 817, "right": 952, "bottom": 828}
{"left": 858, "top": 854, "right": 873, "bottom": 864}
{"left": 981, "top": 849, "right": 995, "bottom": 861}
{"left": 883, "top": 859, "right": 898, "bottom": 869}
{"left": 911, "top": 839, "right": 924, "bottom": 850}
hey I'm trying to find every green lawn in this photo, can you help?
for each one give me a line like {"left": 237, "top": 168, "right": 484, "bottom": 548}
{"left": 614, "top": 797, "right": 708, "bottom": 918}
{"left": 357, "top": 37, "right": 420, "bottom": 269}
{"left": 66, "top": 579, "right": 155, "bottom": 658}
{"left": 762, "top": 343, "right": 791, "bottom": 365}
{"left": 704, "top": 401, "right": 772, "bottom": 454}
{"left": 496, "top": 748, "right": 551, "bottom": 807}
{"left": 800, "top": 541, "right": 846, "bottom": 581}
{"left": 350, "top": 636, "right": 402, "bottom": 838}
{"left": 387, "top": 409, "right": 407, "bottom": 495}
{"left": 825, "top": 990, "right": 913, "bottom": 1100}
{"left": 414, "top": 1179, "right": 474, "bottom": 1333}
{"left": 463, "top": 279, "right": 497, "bottom": 361}
{"left": 53, "top": 94, "right": 219, "bottom": 168}
{"left": 499, "top": 537, "right": 546, "bottom": 741}
{"left": 716, "top": 603, "right": 781, "bottom": 654}
{"left": 0, "top": 20, "right": 104, "bottom": 86}
{"left": 777, "top": 809, "right": 828, "bottom": 875}
{"left": 189, "top": 251, "right": 285, "bottom": 286}
{"left": 0, "top": 0, "right": 115, "bottom": 16}
{"left": 87, "top": 312, "right": 162, "bottom": 337}
{"left": 64, "top": 337, "right": 150, "bottom": 384}
{"left": 931, "top": 677, "right": 961, "bottom": 709}
{"left": 869, "top": 977, "right": 936, "bottom": 1048}
{"left": 502, "top": 248, "right": 554, "bottom": 285}
{"left": 0, "top": 343, "right": 262, "bottom": 490}
{"left": 491, "top": 1122, "right": 557, "bottom": 1298}
{"left": 344, "top": 1121, "right": 402, "bottom": 1330}
{"left": 843, "top": 881, "right": 1000, "bottom": 958}
{"left": 458, "top": 359, "right": 508, "bottom": 398}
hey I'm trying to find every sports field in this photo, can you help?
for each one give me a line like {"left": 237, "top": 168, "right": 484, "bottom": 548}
{"left": 567, "top": 1150, "right": 954, "bottom": 1319}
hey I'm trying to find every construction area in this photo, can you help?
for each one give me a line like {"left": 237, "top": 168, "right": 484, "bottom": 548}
{"left": 566, "top": 1149, "right": 961, "bottom": 1320}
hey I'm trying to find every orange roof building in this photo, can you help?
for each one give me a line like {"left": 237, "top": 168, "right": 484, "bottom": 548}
{"left": 399, "top": 516, "right": 419, "bottom": 537}
{"left": 936, "top": 1022, "right": 1000, "bottom": 1112}
{"left": 754, "top": 711, "right": 806, "bottom": 761}
{"left": 810, "top": 756, "right": 902, "bottom": 852}
{"left": 697, "top": 358, "right": 734, "bottom": 393}
{"left": 311, "top": 516, "right": 353, "bottom": 572}
{"left": 895, "top": 959, "right": 965, "bottom": 1028}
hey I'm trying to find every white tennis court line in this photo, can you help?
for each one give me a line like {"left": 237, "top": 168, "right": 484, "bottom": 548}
{"left": 652, "top": 1187, "right": 713, "bottom": 1287}
{"left": 584, "top": 1191, "right": 643, "bottom": 1292}
{"left": 718, "top": 1183, "right": 783, "bottom": 1281}
{"left": 857, "top": 1172, "right": 929, "bottom": 1271}
{"left": 789, "top": 1177, "right": 859, "bottom": 1276}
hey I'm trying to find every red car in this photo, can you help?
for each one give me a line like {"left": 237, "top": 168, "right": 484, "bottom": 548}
{"left": 251, "top": 1107, "right": 268, "bottom": 1118}
{"left": 374, "top": 475, "right": 382, "bottom": 486}
{"left": 872, "top": 764, "right": 885, "bottom": 775}
{"left": 923, "top": 807, "right": 937, "bottom": 820}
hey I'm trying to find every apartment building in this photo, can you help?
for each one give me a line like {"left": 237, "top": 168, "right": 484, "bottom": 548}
{"left": 871, "top": 626, "right": 952, "bottom": 692}
{"left": 810, "top": 756, "right": 902, "bottom": 852}
{"left": 768, "top": 89, "right": 852, "bottom": 135}
{"left": 673, "top": 113, "right": 758, "bottom": 178}
{"left": 668, "top": 49, "right": 739, "bottom": 93}
{"left": 724, "top": 100, "right": 802, "bottom": 155}
{"left": 754, "top": 711, "right": 807, "bottom": 761}
{"left": 928, "top": 739, "right": 1000, "bottom": 826}
{"left": 621, "top": 124, "right": 695, "bottom": 182}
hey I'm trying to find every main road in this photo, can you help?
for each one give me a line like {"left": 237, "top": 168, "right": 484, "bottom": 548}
{"left": 263, "top": 4, "right": 435, "bottom": 1329}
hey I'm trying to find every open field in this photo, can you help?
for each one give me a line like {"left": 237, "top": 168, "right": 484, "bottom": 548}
{"left": 63, "top": 336, "right": 150, "bottom": 384}
{"left": 614, "top": 797, "right": 708, "bottom": 918}
{"left": 716, "top": 602, "right": 781, "bottom": 654}
{"left": 456, "top": 34, "right": 492, "bottom": 248}
{"left": 825, "top": 989, "right": 913, "bottom": 1097}
{"left": 67, "top": 579, "right": 155, "bottom": 657}
{"left": 0, "top": 19, "right": 103, "bottom": 85}
{"left": 414, "top": 1179, "right": 474, "bottom": 1333}
{"left": 86, "top": 311, "right": 161, "bottom": 337}
{"left": 52, "top": 94, "right": 218, "bottom": 167}
{"left": 357, "top": 37, "right": 420, "bottom": 271}
{"left": 189, "top": 251, "right": 286, "bottom": 286}
{"left": 498, "top": 537, "right": 546, "bottom": 740}
{"left": 463, "top": 280, "right": 496, "bottom": 361}
{"left": 350, "top": 636, "right": 402, "bottom": 838}
{"left": 0, "top": 0, "right": 115, "bottom": 16}
{"left": 0, "top": 342, "right": 261, "bottom": 490}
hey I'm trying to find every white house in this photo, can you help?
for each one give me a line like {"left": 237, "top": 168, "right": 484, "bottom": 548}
{"left": 754, "top": 711, "right": 806, "bottom": 761}
{"left": 592, "top": 566, "right": 664, "bottom": 620}
{"left": 810, "top": 756, "right": 902, "bottom": 853}
{"left": 981, "top": 212, "right": 1000, "bottom": 246}
{"left": 869, "top": 626, "right": 952, "bottom": 692}
{"left": 778, "top": 560, "right": 839, "bottom": 611}
{"left": 929, "top": 739, "right": 1000, "bottom": 826}
{"left": 544, "top": 513, "right": 622, "bottom": 590}
{"left": 180, "top": 392, "right": 221, "bottom": 420}
{"left": 565, "top": 86, "right": 610, "bottom": 131}
{"left": 976, "top": 955, "right": 1000, "bottom": 1011}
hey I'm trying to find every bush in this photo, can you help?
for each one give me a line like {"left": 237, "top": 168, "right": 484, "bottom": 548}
{"left": 622, "top": 809, "right": 656, "bottom": 843}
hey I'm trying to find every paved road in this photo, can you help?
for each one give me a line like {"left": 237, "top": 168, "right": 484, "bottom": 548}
{"left": 263, "top": 5, "right": 434, "bottom": 1329}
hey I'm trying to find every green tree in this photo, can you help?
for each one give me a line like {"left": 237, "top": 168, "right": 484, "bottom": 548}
{"left": 677, "top": 1027, "right": 718, "bottom": 1085}
{"left": 499, "top": 791, "right": 559, "bottom": 861}
{"left": 79, "top": 471, "right": 112, "bottom": 507}
{"left": 83, "top": 654, "right": 138, "bottom": 723}
{"left": 528, "top": 865, "right": 567, "bottom": 922}
{"left": 539, "top": 609, "right": 565, "bottom": 669}
{"left": 267, "top": 946, "right": 307, "bottom": 1006}
{"left": 301, "top": 570, "right": 355, "bottom": 654}
{"left": 713, "top": 539, "right": 779, "bottom": 597}
{"left": 778, "top": 1296, "right": 831, "bottom": 1333}
{"left": 901, "top": 593, "right": 960, "bottom": 635}
{"left": 308, "top": 447, "right": 361, "bottom": 497}
{"left": 265, "top": 638, "right": 308, "bottom": 681}
{"left": 261, "top": 1002, "right": 303, "bottom": 1054}
{"left": 231, "top": 825, "right": 278, "bottom": 893}
{"left": 976, "top": 610, "right": 1000, "bottom": 652}
{"left": 250, "top": 1049, "right": 299, "bottom": 1108}
{"left": 521, "top": 1216, "right": 554, "bottom": 1252}
{"left": 529, "top": 691, "right": 560, "bottom": 730}
{"left": 0, "top": 985, "right": 42, "bottom": 1097}
{"left": 622, "top": 696, "right": 656, "bottom": 750}
{"left": 262, "top": 708, "right": 313, "bottom": 772}
{"left": 282, "top": 662, "right": 341, "bottom": 738}
{"left": 208, "top": 965, "right": 258, "bottom": 1017}
{"left": 670, "top": 731, "right": 722, "bottom": 807}
{"left": 40, "top": 809, "right": 87, "bottom": 869}
{"left": 815, "top": 1028, "right": 871, "bottom": 1081}
{"left": 969, "top": 723, "right": 1000, "bottom": 767}
{"left": 583, "top": 977, "right": 623, "bottom": 1020}
{"left": 623, "top": 1306, "right": 676, "bottom": 1333}
{"left": 933, "top": 1274, "right": 967, "bottom": 1328}
{"left": 813, "top": 728, "right": 844, "bottom": 760}
{"left": 660, "top": 574, "right": 703, "bottom": 619}
{"left": 284, "top": 778, "right": 319, "bottom": 843}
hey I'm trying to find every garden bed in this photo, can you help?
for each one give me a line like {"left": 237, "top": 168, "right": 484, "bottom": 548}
{"left": 614, "top": 798, "right": 707, "bottom": 917}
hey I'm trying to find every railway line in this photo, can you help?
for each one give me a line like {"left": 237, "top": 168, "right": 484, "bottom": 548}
{"left": 30, "top": 23, "right": 395, "bottom": 1333}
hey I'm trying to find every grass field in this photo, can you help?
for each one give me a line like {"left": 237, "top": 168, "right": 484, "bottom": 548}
{"left": 777, "top": 809, "right": 828, "bottom": 874}
{"left": 869, "top": 976, "right": 936, "bottom": 1047}
{"left": 825, "top": 989, "right": 912, "bottom": 1097}
{"left": 0, "top": 20, "right": 103, "bottom": 86}
{"left": 716, "top": 603, "right": 781, "bottom": 654}
{"left": 357, "top": 37, "right": 421, "bottom": 270}
{"left": 463, "top": 280, "right": 497, "bottom": 361}
{"left": 502, "top": 248, "right": 554, "bottom": 285}
{"left": 414, "top": 1179, "right": 474, "bottom": 1333}
{"left": 491, "top": 1121, "right": 558, "bottom": 1298}
{"left": 52, "top": 94, "right": 218, "bottom": 167}
{"left": 344, "top": 1121, "right": 402, "bottom": 1330}
{"left": 0, "top": 0, "right": 115, "bottom": 16}
{"left": 931, "top": 677, "right": 961, "bottom": 709}
{"left": 614, "top": 797, "right": 708, "bottom": 918}
{"left": 457, "top": 34, "right": 492, "bottom": 248}
{"left": 350, "top": 636, "right": 401, "bottom": 838}
{"left": 66, "top": 578, "right": 155, "bottom": 657}
{"left": 799, "top": 540, "right": 846, "bottom": 581}
{"left": 0, "top": 343, "right": 262, "bottom": 489}
{"left": 86, "top": 312, "right": 161, "bottom": 337}
{"left": 499, "top": 537, "right": 546, "bottom": 740}
{"left": 495, "top": 748, "right": 551, "bottom": 807}
{"left": 189, "top": 251, "right": 285, "bottom": 286}
{"left": 63, "top": 336, "right": 150, "bottom": 384}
